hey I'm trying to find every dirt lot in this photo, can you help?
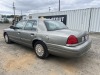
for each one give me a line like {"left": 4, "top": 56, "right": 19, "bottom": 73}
{"left": 0, "top": 24, "right": 100, "bottom": 75}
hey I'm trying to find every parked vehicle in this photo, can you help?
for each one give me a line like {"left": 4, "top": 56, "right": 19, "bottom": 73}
{"left": 3, "top": 19, "right": 92, "bottom": 59}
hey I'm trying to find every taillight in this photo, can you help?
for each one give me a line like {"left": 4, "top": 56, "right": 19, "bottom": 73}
{"left": 66, "top": 35, "right": 78, "bottom": 45}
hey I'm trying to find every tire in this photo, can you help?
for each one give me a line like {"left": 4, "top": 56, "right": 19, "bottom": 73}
{"left": 4, "top": 33, "right": 12, "bottom": 44}
{"left": 34, "top": 41, "right": 49, "bottom": 59}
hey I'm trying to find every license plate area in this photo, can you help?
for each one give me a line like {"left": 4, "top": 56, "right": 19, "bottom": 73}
{"left": 82, "top": 35, "right": 89, "bottom": 42}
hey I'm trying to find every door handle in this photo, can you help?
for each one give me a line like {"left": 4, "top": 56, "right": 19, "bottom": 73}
{"left": 31, "top": 33, "right": 34, "bottom": 36}
{"left": 18, "top": 32, "right": 20, "bottom": 34}
{"left": 46, "top": 35, "right": 49, "bottom": 39}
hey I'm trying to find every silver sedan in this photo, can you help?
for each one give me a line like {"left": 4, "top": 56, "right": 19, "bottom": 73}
{"left": 3, "top": 19, "right": 92, "bottom": 59}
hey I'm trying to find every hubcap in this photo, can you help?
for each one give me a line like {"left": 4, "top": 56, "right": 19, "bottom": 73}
{"left": 35, "top": 44, "right": 44, "bottom": 56}
{"left": 5, "top": 35, "right": 8, "bottom": 42}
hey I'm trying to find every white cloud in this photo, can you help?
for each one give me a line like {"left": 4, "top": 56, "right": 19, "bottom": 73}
{"left": 0, "top": 0, "right": 100, "bottom": 15}
{"left": 62, "top": 0, "right": 79, "bottom": 4}
{"left": 89, "top": 0, "right": 100, "bottom": 6}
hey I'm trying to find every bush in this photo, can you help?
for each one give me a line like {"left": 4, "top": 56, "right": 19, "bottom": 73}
{"left": 4, "top": 19, "right": 9, "bottom": 23}
{"left": 0, "top": 21, "right": 3, "bottom": 23}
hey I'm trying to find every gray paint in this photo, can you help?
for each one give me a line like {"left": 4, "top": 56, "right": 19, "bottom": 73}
{"left": 4, "top": 19, "right": 91, "bottom": 57}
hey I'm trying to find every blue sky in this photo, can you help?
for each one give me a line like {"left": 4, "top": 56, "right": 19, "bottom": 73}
{"left": 0, "top": 0, "right": 100, "bottom": 15}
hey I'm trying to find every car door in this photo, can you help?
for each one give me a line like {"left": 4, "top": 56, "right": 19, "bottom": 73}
{"left": 9, "top": 20, "right": 27, "bottom": 43}
{"left": 20, "top": 20, "right": 37, "bottom": 46}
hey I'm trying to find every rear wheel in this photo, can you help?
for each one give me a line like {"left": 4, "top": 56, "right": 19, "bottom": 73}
{"left": 34, "top": 41, "right": 49, "bottom": 59}
{"left": 4, "top": 33, "right": 12, "bottom": 44}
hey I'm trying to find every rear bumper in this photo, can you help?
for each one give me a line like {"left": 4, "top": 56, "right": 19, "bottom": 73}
{"left": 47, "top": 39, "right": 92, "bottom": 57}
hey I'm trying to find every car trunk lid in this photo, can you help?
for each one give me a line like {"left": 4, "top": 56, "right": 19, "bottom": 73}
{"left": 53, "top": 29, "right": 89, "bottom": 46}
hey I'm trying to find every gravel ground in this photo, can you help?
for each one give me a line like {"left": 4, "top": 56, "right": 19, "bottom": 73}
{"left": 0, "top": 24, "right": 100, "bottom": 75}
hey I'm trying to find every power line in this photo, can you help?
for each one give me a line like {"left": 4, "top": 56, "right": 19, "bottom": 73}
{"left": 49, "top": 7, "right": 51, "bottom": 12}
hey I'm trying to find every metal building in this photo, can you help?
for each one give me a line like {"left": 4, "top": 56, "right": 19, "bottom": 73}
{"left": 24, "top": 8, "right": 100, "bottom": 32}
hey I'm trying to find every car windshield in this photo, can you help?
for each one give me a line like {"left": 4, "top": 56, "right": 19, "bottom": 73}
{"left": 44, "top": 20, "right": 67, "bottom": 31}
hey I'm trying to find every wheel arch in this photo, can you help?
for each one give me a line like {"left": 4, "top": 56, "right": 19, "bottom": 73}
{"left": 3, "top": 32, "right": 7, "bottom": 37}
{"left": 32, "top": 38, "right": 47, "bottom": 48}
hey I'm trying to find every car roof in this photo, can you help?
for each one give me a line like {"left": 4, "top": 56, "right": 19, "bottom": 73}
{"left": 22, "top": 19, "right": 55, "bottom": 22}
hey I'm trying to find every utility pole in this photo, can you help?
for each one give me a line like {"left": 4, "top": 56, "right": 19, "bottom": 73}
{"left": 59, "top": 0, "right": 60, "bottom": 11}
{"left": 21, "top": 10, "right": 22, "bottom": 16}
{"left": 20, "top": 10, "right": 22, "bottom": 21}
{"left": 13, "top": 2, "right": 15, "bottom": 20}
{"left": 49, "top": 7, "right": 51, "bottom": 12}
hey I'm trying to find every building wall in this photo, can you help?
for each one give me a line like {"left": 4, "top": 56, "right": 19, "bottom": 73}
{"left": 89, "top": 8, "right": 100, "bottom": 32}
{"left": 24, "top": 8, "right": 100, "bottom": 32}
{"left": 0, "top": 14, "right": 3, "bottom": 22}
{"left": 7, "top": 18, "right": 13, "bottom": 23}
{"left": 66, "top": 9, "right": 91, "bottom": 32}
{"left": 23, "top": 16, "right": 28, "bottom": 20}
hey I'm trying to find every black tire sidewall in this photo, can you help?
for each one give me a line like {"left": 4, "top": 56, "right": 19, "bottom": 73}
{"left": 34, "top": 41, "right": 49, "bottom": 59}
{"left": 4, "top": 34, "right": 11, "bottom": 44}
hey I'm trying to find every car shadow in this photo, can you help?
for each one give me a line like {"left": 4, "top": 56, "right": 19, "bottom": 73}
{"left": 10, "top": 42, "right": 92, "bottom": 71}
{"left": 13, "top": 42, "right": 90, "bottom": 63}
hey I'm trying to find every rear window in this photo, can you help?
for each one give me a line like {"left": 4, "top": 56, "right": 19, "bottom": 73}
{"left": 44, "top": 20, "right": 67, "bottom": 31}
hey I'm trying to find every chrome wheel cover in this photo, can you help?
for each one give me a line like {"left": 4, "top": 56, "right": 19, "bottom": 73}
{"left": 35, "top": 44, "right": 44, "bottom": 56}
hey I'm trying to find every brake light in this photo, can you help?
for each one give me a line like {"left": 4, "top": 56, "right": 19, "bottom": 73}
{"left": 67, "top": 35, "right": 78, "bottom": 44}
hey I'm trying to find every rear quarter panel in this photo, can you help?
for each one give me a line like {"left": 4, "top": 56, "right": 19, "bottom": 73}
{"left": 45, "top": 31, "right": 68, "bottom": 46}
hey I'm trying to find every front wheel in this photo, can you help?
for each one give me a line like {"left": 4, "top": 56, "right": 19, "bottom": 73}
{"left": 4, "top": 34, "right": 12, "bottom": 44}
{"left": 34, "top": 41, "right": 49, "bottom": 59}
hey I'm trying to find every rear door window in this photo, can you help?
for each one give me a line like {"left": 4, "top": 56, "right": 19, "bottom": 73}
{"left": 24, "top": 20, "right": 37, "bottom": 31}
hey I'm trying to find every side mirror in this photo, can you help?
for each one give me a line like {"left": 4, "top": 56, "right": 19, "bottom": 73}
{"left": 10, "top": 26, "right": 19, "bottom": 29}
{"left": 10, "top": 26, "right": 15, "bottom": 29}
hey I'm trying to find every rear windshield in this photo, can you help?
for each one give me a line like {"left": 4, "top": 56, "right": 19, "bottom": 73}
{"left": 44, "top": 20, "right": 67, "bottom": 31}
